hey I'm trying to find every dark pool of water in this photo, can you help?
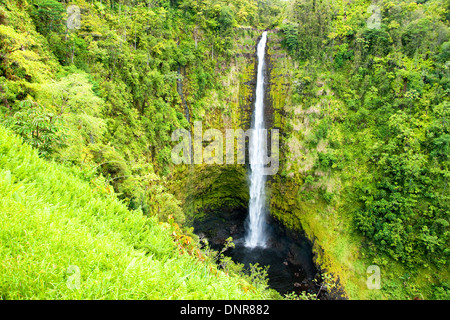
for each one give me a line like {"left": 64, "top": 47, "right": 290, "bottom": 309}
{"left": 193, "top": 209, "right": 324, "bottom": 297}
{"left": 227, "top": 238, "right": 316, "bottom": 295}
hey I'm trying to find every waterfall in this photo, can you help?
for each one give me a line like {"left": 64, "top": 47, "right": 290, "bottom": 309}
{"left": 245, "top": 31, "right": 268, "bottom": 248}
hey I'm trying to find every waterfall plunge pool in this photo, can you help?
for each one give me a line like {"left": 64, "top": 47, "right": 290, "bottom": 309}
{"left": 193, "top": 208, "right": 329, "bottom": 298}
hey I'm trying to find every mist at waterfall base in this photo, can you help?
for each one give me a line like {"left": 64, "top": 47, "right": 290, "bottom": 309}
{"left": 193, "top": 209, "right": 320, "bottom": 296}
{"left": 237, "top": 216, "right": 318, "bottom": 295}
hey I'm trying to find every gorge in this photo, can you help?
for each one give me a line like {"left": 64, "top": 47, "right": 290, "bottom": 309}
{"left": 191, "top": 30, "right": 327, "bottom": 298}
{"left": 1, "top": 0, "right": 448, "bottom": 301}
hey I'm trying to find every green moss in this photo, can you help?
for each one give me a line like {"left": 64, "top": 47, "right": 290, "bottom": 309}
{"left": 172, "top": 164, "right": 249, "bottom": 224}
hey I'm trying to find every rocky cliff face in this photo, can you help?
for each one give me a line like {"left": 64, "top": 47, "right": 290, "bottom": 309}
{"left": 169, "top": 28, "right": 349, "bottom": 299}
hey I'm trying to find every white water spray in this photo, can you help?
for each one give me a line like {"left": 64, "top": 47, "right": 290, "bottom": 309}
{"left": 245, "top": 31, "right": 268, "bottom": 248}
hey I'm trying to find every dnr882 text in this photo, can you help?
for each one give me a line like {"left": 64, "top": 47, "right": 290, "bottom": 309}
{"left": 224, "top": 304, "right": 269, "bottom": 315}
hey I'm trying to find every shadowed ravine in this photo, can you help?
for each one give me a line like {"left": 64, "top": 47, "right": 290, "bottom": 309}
{"left": 193, "top": 209, "right": 328, "bottom": 297}
{"left": 193, "top": 31, "right": 328, "bottom": 298}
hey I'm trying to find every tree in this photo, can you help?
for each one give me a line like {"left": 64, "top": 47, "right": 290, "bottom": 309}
{"left": 2, "top": 100, "right": 67, "bottom": 158}
{"left": 30, "top": 0, "right": 65, "bottom": 36}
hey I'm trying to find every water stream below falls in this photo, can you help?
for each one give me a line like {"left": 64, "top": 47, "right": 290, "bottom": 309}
{"left": 193, "top": 209, "right": 323, "bottom": 297}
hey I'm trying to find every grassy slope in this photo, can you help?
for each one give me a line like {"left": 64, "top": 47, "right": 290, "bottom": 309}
{"left": 0, "top": 126, "right": 273, "bottom": 299}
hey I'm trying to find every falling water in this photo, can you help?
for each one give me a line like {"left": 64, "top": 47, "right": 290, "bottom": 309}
{"left": 245, "top": 31, "right": 268, "bottom": 248}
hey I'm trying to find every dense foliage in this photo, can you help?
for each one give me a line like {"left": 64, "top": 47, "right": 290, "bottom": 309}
{"left": 277, "top": 0, "right": 449, "bottom": 298}
{"left": 0, "top": 0, "right": 284, "bottom": 224}
{"left": 0, "top": 0, "right": 286, "bottom": 300}
{"left": 0, "top": 0, "right": 448, "bottom": 299}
